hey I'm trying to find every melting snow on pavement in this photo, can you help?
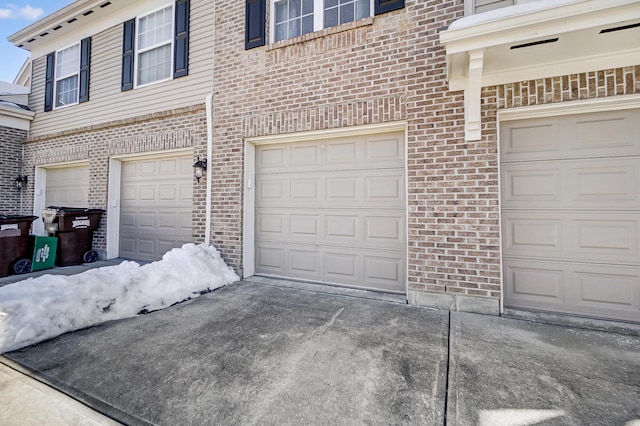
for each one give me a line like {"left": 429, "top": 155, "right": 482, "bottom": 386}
{"left": 0, "top": 244, "right": 239, "bottom": 354}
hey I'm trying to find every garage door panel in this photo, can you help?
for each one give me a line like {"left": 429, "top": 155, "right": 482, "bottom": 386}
{"left": 365, "top": 135, "right": 403, "bottom": 163}
{"left": 256, "top": 133, "right": 404, "bottom": 175}
{"left": 504, "top": 260, "right": 565, "bottom": 303}
{"left": 502, "top": 109, "right": 639, "bottom": 321}
{"left": 503, "top": 212, "right": 639, "bottom": 265}
{"left": 501, "top": 109, "right": 640, "bottom": 162}
{"left": 45, "top": 165, "right": 89, "bottom": 208}
{"left": 255, "top": 132, "right": 406, "bottom": 292}
{"left": 120, "top": 154, "right": 193, "bottom": 261}
{"left": 326, "top": 139, "right": 358, "bottom": 164}
{"left": 572, "top": 269, "right": 639, "bottom": 315}
{"left": 506, "top": 259, "right": 640, "bottom": 320}
{"left": 290, "top": 214, "right": 319, "bottom": 237}
{"left": 257, "top": 208, "right": 405, "bottom": 249}
{"left": 257, "top": 170, "right": 404, "bottom": 208}
{"left": 256, "top": 241, "right": 405, "bottom": 292}
{"left": 502, "top": 157, "right": 640, "bottom": 210}
{"left": 503, "top": 215, "right": 563, "bottom": 257}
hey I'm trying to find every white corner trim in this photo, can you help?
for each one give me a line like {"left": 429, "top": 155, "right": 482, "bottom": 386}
{"left": 498, "top": 93, "right": 640, "bottom": 121}
{"left": 465, "top": 49, "right": 484, "bottom": 141}
{"left": 106, "top": 158, "right": 121, "bottom": 259}
{"left": 242, "top": 141, "right": 256, "bottom": 278}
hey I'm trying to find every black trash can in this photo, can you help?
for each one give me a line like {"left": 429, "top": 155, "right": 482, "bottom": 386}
{"left": 41, "top": 207, "right": 105, "bottom": 267}
{"left": 0, "top": 214, "right": 38, "bottom": 277}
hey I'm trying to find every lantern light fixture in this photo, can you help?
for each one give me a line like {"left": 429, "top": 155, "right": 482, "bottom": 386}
{"left": 193, "top": 157, "right": 207, "bottom": 182}
{"left": 15, "top": 175, "right": 28, "bottom": 190}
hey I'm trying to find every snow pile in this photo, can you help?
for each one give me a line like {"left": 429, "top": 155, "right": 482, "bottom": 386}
{"left": 0, "top": 244, "right": 239, "bottom": 354}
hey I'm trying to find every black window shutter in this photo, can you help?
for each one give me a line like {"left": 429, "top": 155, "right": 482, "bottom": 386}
{"left": 44, "top": 52, "right": 55, "bottom": 112}
{"left": 121, "top": 19, "right": 135, "bottom": 91}
{"left": 374, "top": 0, "right": 405, "bottom": 15}
{"left": 174, "top": 0, "right": 190, "bottom": 78}
{"left": 79, "top": 37, "right": 91, "bottom": 103}
{"left": 245, "top": 0, "right": 265, "bottom": 50}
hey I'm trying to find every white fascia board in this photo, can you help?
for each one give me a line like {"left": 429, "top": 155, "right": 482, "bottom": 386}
{"left": 0, "top": 105, "right": 35, "bottom": 131}
{"left": 8, "top": 0, "right": 107, "bottom": 45}
{"left": 10, "top": 0, "right": 172, "bottom": 57}
{"left": 448, "top": 47, "right": 640, "bottom": 90}
{"left": 440, "top": 0, "right": 640, "bottom": 54}
{"left": 481, "top": 48, "right": 640, "bottom": 87}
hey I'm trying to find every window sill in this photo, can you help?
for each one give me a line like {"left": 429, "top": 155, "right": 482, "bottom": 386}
{"left": 266, "top": 16, "right": 374, "bottom": 51}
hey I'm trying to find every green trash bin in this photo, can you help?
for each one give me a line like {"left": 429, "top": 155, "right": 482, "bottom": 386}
{"left": 31, "top": 236, "right": 58, "bottom": 272}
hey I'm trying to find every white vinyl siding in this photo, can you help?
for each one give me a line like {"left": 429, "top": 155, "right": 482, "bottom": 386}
{"left": 136, "top": 5, "right": 173, "bottom": 87}
{"left": 29, "top": 0, "right": 213, "bottom": 137}
{"left": 54, "top": 44, "right": 80, "bottom": 108}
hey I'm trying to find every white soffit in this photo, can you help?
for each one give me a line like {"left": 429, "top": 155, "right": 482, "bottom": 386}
{"left": 441, "top": 0, "right": 640, "bottom": 90}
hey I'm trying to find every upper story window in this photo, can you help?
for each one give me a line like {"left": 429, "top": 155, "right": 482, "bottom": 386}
{"left": 246, "top": 0, "right": 404, "bottom": 50}
{"left": 44, "top": 37, "right": 91, "bottom": 112}
{"left": 55, "top": 44, "right": 80, "bottom": 107}
{"left": 271, "top": 0, "right": 373, "bottom": 43}
{"left": 136, "top": 5, "right": 173, "bottom": 86}
{"left": 121, "top": 0, "right": 190, "bottom": 92}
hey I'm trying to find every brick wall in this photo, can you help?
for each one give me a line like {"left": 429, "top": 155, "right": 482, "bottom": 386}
{"left": 212, "top": 0, "right": 639, "bottom": 306}
{"left": 0, "top": 126, "right": 27, "bottom": 215}
{"left": 23, "top": 106, "right": 206, "bottom": 252}
{"left": 210, "top": 0, "right": 502, "bottom": 296}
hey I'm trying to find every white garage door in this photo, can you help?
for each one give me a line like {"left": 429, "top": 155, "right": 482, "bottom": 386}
{"left": 45, "top": 165, "right": 89, "bottom": 207}
{"left": 255, "top": 132, "right": 406, "bottom": 293}
{"left": 119, "top": 154, "right": 193, "bottom": 261}
{"left": 501, "top": 109, "right": 640, "bottom": 322}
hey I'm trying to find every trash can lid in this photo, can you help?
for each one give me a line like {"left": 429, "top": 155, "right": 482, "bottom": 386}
{"left": 0, "top": 214, "right": 38, "bottom": 222}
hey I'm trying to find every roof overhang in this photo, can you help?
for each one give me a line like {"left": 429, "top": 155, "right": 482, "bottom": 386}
{"left": 0, "top": 103, "right": 35, "bottom": 131}
{"left": 7, "top": 0, "right": 127, "bottom": 53}
{"left": 439, "top": 0, "right": 640, "bottom": 140}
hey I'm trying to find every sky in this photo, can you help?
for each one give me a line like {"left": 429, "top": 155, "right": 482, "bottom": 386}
{"left": 0, "top": 1, "right": 73, "bottom": 84}
{"left": 0, "top": 243, "right": 240, "bottom": 353}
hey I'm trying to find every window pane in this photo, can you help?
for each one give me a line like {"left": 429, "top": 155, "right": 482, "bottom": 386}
{"left": 302, "top": 0, "right": 314, "bottom": 15}
{"left": 325, "top": 0, "right": 338, "bottom": 7}
{"left": 56, "top": 44, "right": 80, "bottom": 78}
{"left": 138, "top": 6, "right": 172, "bottom": 50}
{"left": 138, "top": 44, "right": 171, "bottom": 85}
{"left": 288, "top": 19, "right": 300, "bottom": 38}
{"left": 289, "top": 0, "right": 301, "bottom": 19}
{"left": 275, "top": 23, "right": 287, "bottom": 42}
{"left": 324, "top": 7, "right": 338, "bottom": 27}
{"left": 275, "top": 1, "right": 287, "bottom": 22}
{"left": 55, "top": 75, "right": 78, "bottom": 107}
{"left": 302, "top": 15, "right": 314, "bottom": 35}
{"left": 356, "top": 0, "right": 369, "bottom": 19}
{"left": 339, "top": 4, "right": 353, "bottom": 24}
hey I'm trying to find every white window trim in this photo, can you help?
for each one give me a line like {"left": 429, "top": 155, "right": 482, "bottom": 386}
{"left": 53, "top": 42, "right": 80, "bottom": 110}
{"left": 133, "top": 3, "right": 175, "bottom": 89}
{"left": 269, "top": 0, "right": 374, "bottom": 44}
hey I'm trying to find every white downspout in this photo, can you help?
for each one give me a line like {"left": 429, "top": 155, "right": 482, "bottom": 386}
{"left": 204, "top": 1, "right": 216, "bottom": 246}
{"left": 204, "top": 92, "right": 213, "bottom": 246}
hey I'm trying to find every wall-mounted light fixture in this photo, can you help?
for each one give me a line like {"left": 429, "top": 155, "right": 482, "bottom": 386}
{"left": 15, "top": 175, "right": 28, "bottom": 190}
{"left": 193, "top": 157, "right": 207, "bottom": 182}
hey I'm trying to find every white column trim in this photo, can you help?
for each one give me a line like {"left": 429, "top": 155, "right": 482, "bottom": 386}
{"left": 465, "top": 49, "right": 484, "bottom": 141}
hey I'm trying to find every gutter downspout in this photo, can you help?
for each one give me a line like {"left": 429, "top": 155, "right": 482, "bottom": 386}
{"left": 203, "top": 2, "right": 216, "bottom": 246}
{"left": 204, "top": 92, "right": 213, "bottom": 246}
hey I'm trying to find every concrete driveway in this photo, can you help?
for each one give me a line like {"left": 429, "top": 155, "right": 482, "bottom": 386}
{"left": 2, "top": 278, "right": 640, "bottom": 425}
